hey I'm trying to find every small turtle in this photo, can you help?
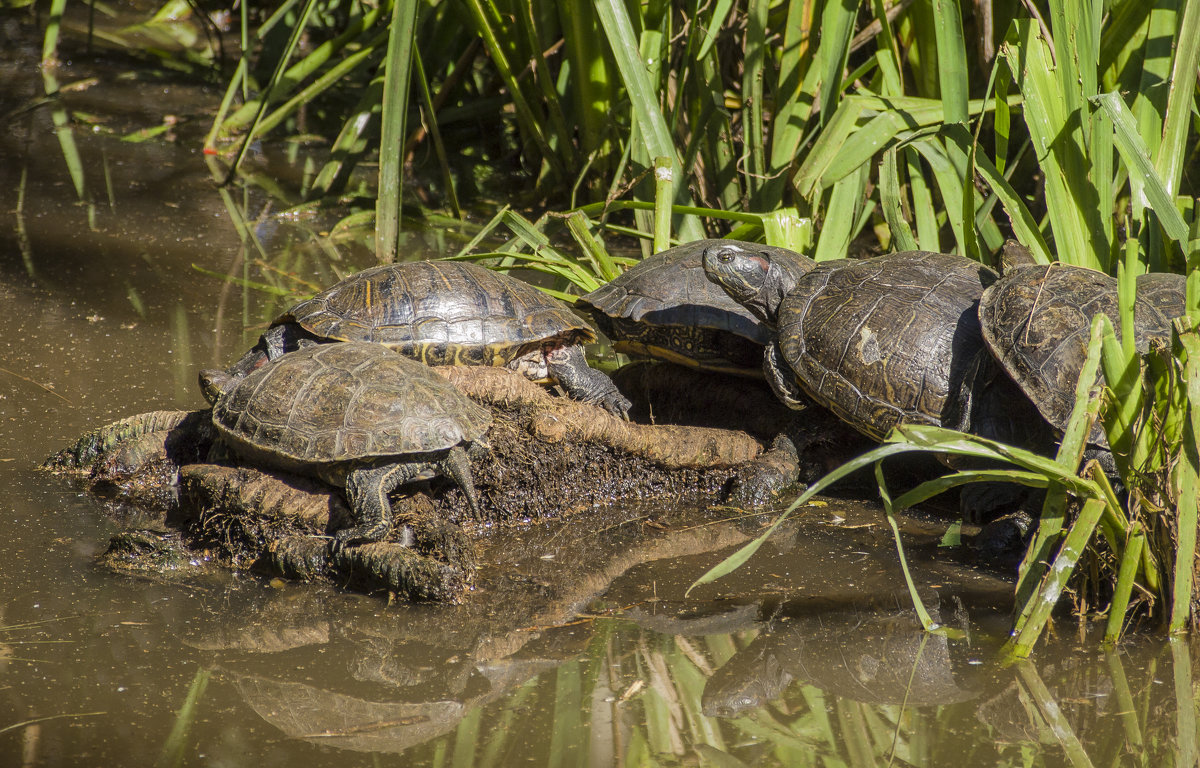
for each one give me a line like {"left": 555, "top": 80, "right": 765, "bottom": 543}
{"left": 704, "top": 246, "right": 1008, "bottom": 442}
{"left": 203, "top": 261, "right": 630, "bottom": 418}
{"left": 206, "top": 342, "right": 492, "bottom": 549}
{"left": 576, "top": 240, "right": 815, "bottom": 376}
{"left": 978, "top": 263, "right": 1171, "bottom": 447}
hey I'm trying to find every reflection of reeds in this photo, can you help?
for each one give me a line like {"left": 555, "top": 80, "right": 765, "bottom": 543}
{"left": 400, "top": 620, "right": 1200, "bottom": 766}
{"left": 155, "top": 667, "right": 212, "bottom": 768}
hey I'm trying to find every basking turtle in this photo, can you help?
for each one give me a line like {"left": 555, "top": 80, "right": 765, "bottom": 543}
{"left": 704, "top": 246, "right": 1008, "bottom": 442}
{"left": 203, "top": 261, "right": 630, "bottom": 418}
{"left": 979, "top": 263, "right": 1171, "bottom": 447}
{"left": 576, "top": 240, "right": 816, "bottom": 376}
{"left": 1136, "top": 271, "right": 1188, "bottom": 322}
{"left": 206, "top": 342, "right": 492, "bottom": 549}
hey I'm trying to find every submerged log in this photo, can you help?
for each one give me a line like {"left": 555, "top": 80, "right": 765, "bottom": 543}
{"left": 43, "top": 365, "right": 787, "bottom": 602}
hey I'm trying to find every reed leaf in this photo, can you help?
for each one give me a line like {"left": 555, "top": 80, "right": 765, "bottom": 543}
{"left": 225, "top": 0, "right": 319, "bottom": 180}
{"left": 375, "top": 0, "right": 420, "bottom": 264}
{"left": 594, "top": 0, "right": 703, "bottom": 241}
{"left": 1155, "top": 0, "right": 1200, "bottom": 199}
{"left": 1007, "top": 496, "right": 1109, "bottom": 659}
{"left": 1094, "top": 92, "right": 1192, "bottom": 248}
{"left": 814, "top": 0, "right": 857, "bottom": 127}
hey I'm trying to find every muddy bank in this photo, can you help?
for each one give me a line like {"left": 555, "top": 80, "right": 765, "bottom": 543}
{"left": 44, "top": 364, "right": 802, "bottom": 602}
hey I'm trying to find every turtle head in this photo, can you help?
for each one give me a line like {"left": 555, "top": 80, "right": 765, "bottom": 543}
{"left": 702, "top": 242, "right": 793, "bottom": 327}
{"left": 198, "top": 368, "right": 238, "bottom": 405}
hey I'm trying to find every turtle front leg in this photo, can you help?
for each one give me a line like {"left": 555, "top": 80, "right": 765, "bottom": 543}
{"left": 544, "top": 344, "right": 632, "bottom": 419}
{"left": 336, "top": 462, "right": 422, "bottom": 550}
{"left": 762, "top": 341, "right": 810, "bottom": 410}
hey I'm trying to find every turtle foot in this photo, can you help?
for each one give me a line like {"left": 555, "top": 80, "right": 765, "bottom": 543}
{"left": 723, "top": 435, "right": 801, "bottom": 510}
{"left": 545, "top": 344, "right": 632, "bottom": 420}
{"left": 330, "top": 523, "right": 391, "bottom": 554}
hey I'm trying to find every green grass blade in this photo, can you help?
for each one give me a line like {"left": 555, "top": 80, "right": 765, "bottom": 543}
{"left": 1105, "top": 527, "right": 1145, "bottom": 642}
{"left": 874, "top": 462, "right": 940, "bottom": 632}
{"left": 1170, "top": 316, "right": 1200, "bottom": 631}
{"left": 226, "top": 0, "right": 319, "bottom": 180}
{"left": 879, "top": 147, "right": 918, "bottom": 251}
{"left": 1006, "top": 497, "right": 1108, "bottom": 660}
{"left": 653, "top": 156, "right": 673, "bottom": 253}
{"left": 1014, "top": 662, "right": 1098, "bottom": 766}
{"left": 1014, "top": 316, "right": 1107, "bottom": 610}
{"left": 1154, "top": 0, "right": 1200, "bottom": 198}
{"left": 813, "top": 164, "right": 868, "bottom": 261}
{"left": 191, "top": 265, "right": 295, "bottom": 296}
{"left": 256, "top": 33, "right": 386, "bottom": 138}
{"left": 891, "top": 469, "right": 1050, "bottom": 511}
{"left": 1171, "top": 639, "right": 1200, "bottom": 768}
{"left": 1094, "top": 92, "right": 1191, "bottom": 247}
{"left": 375, "top": 0, "right": 421, "bottom": 264}
{"left": 1000, "top": 20, "right": 1101, "bottom": 270}
{"left": 814, "top": 0, "right": 857, "bottom": 126}
{"left": 909, "top": 138, "right": 968, "bottom": 256}
{"left": 40, "top": 70, "right": 86, "bottom": 200}
{"left": 204, "top": 56, "right": 247, "bottom": 153}
{"left": 906, "top": 146, "right": 940, "bottom": 250}
{"left": 766, "top": 0, "right": 817, "bottom": 177}
{"left": 594, "top": 0, "right": 703, "bottom": 241}
{"left": 792, "top": 98, "right": 863, "bottom": 200}
{"left": 742, "top": 0, "right": 768, "bottom": 202}
{"left": 761, "top": 208, "right": 814, "bottom": 253}
{"left": 565, "top": 211, "right": 620, "bottom": 284}
{"left": 155, "top": 668, "right": 211, "bottom": 768}
{"left": 412, "top": 47, "right": 461, "bottom": 219}
{"left": 687, "top": 441, "right": 933, "bottom": 595}
{"left": 971, "top": 149, "right": 1052, "bottom": 264}
{"left": 309, "top": 79, "right": 384, "bottom": 199}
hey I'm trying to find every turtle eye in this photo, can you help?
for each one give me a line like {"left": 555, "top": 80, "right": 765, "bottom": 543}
{"left": 718, "top": 252, "right": 733, "bottom": 263}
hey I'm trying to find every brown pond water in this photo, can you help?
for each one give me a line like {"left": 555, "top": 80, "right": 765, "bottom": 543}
{"left": 2, "top": 14, "right": 1199, "bottom": 768}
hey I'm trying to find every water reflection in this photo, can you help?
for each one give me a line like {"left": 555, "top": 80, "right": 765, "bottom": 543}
{"left": 104, "top": 569, "right": 1200, "bottom": 766}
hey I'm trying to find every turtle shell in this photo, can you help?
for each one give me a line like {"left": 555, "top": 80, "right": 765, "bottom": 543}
{"left": 1136, "top": 271, "right": 1188, "bottom": 322}
{"left": 577, "top": 239, "right": 815, "bottom": 374}
{"left": 979, "top": 264, "right": 1171, "bottom": 446}
{"left": 777, "top": 251, "right": 998, "bottom": 442}
{"left": 280, "top": 261, "right": 595, "bottom": 366}
{"left": 212, "top": 342, "right": 491, "bottom": 476}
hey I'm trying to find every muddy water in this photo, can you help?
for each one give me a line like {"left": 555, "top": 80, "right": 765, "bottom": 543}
{"left": 2, "top": 16, "right": 1199, "bottom": 768}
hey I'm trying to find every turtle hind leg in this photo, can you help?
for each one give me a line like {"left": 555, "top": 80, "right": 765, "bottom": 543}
{"left": 438, "top": 445, "right": 485, "bottom": 520}
{"left": 544, "top": 344, "right": 632, "bottom": 419}
{"left": 336, "top": 462, "right": 422, "bottom": 550}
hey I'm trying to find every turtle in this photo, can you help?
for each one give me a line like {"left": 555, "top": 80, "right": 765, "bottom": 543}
{"left": 205, "top": 341, "right": 492, "bottom": 549}
{"left": 203, "top": 261, "right": 631, "bottom": 418}
{"left": 576, "top": 239, "right": 816, "bottom": 376}
{"left": 1136, "top": 271, "right": 1189, "bottom": 322}
{"left": 978, "top": 263, "right": 1172, "bottom": 448}
{"left": 704, "top": 245, "right": 1057, "bottom": 525}
{"left": 703, "top": 246, "right": 1013, "bottom": 442}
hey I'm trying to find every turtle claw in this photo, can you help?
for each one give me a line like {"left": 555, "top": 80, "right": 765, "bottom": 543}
{"left": 602, "top": 392, "right": 633, "bottom": 421}
{"left": 329, "top": 529, "right": 356, "bottom": 556}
